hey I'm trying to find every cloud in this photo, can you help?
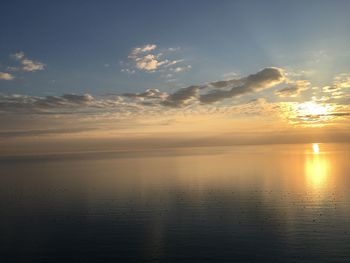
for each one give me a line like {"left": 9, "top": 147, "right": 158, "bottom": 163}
{"left": 121, "top": 67, "right": 286, "bottom": 108}
{"left": 299, "top": 112, "right": 350, "bottom": 119}
{"left": 135, "top": 54, "right": 163, "bottom": 71}
{"left": 200, "top": 67, "right": 285, "bottom": 103}
{"left": 275, "top": 80, "right": 310, "bottom": 97}
{"left": 0, "top": 72, "right": 14, "bottom": 80}
{"left": 120, "top": 68, "right": 135, "bottom": 74}
{"left": 284, "top": 69, "right": 315, "bottom": 79}
{"left": 12, "top": 51, "right": 45, "bottom": 72}
{"left": 13, "top": 51, "right": 25, "bottom": 60}
{"left": 127, "top": 44, "right": 164, "bottom": 72}
{"left": 315, "top": 74, "right": 350, "bottom": 103}
{"left": 221, "top": 71, "right": 239, "bottom": 80}
{"left": 2, "top": 65, "right": 350, "bottom": 151}
{"left": 161, "top": 86, "right": 200, "bottom": 107}
{"left": 325, "top": 74, "right": 350, "bottom": 91}
{"left": 322, "top": 85, "right": 339, "bottom": 93}
{"left": 32, "top": 94, "right": 95, "bottom": 110}
{"left": 0, "top": 93, "right": 150, "bottom": 117}
{"left": 168, "top": 47, "right": 181, "bottom": 52}
{"left": 5, "top": 67, "right": 348, "bottom": 128}
{"left": 169, "top": 65, "right": 192, "bottom": 73}
{"left": 128, "top": 44, "right": 157, "bottom": 57}
{"left": 0, "top": 93, "right": 97, "bottom": 114}
{"left": 124, "top": 44, "right": 190, "bottom": 74}
{"left": 209, "top": 78, "right": 243, "bottom": 88}
{"left": 334, "top": 74, "right": 350, "bottom": 89}
{"left": 21, "top": 58, "right": 45, "bottom": 72}
{"left": 2, "top": 66, "right": 350, "bottom": 144}
{"left": 123, "top": 89, "right": 168, "bottom": 100}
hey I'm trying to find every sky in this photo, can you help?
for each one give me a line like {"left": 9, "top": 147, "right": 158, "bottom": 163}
{"left": 1, "top": 0, "right": 350, "bottom": 155}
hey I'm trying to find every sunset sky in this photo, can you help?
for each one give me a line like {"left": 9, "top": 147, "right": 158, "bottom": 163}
{"left": 1, "top": 0, "right": 350, "bottom": 155}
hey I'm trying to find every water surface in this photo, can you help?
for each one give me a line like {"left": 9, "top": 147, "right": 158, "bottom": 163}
{"left": 1, "top": 144, "right": 350, "bottom": 262}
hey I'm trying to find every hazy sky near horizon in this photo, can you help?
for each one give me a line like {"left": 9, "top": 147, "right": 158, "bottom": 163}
{"left": 1, "top": 0, "right": 350, "bottom": 153}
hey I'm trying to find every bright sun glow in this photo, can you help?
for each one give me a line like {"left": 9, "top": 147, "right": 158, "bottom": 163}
{"left": 298, "top": 102, "right": 328, "bottom": 116}
{"left": 312, "top": 143, "right": 320, "bottom": 154}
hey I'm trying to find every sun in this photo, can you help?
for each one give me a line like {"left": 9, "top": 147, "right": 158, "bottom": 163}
{"left": 297, "top": 102, "right": 328, "bottom": 116}
{"left": 312, "top": 143, "right": 320, "bottom": 154}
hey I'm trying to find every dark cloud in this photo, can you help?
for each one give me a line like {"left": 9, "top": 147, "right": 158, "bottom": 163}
{"left": 275, "top": 80, "right": 309, "bottom": 97}
{"left": 209, "top": 79, "right": 243, "bottom": 88}
{"left": 0, "top": 94, "right": 96, "bottom": 114}
{"left": 0, "top": 93, "right": 146, "bottom": 115}
{"left": 112, "top": 67, "right": 285, "bottom": 108}
{"left": 327, "top": 112, "right": 350, "bottom": 117}
{"left": 276, "top": 85, "right": 300, "bottom": 97}
{"left": 200, "top": 67, "right": 285, "bottom": 103}
{"left": 34, "top": 94, "right": 94, "bottom": 108}
{"left": 322, "top": 85, "right": 339, "bottom": 93}
{"left": 161, "top": 85, "right": 200, "bottom": 107}
{"left": 298, "top": 112, "right": 350, "bottom": 118}
{"left": 0, "top": 67, "right": 286, "bottom": 113}
{"left": 0, "top": 94, "right": 39, "bottom": 112}
{"left": 123, "top": 89, "right": 167, "bottom": 99}
{"left": 119, "top": 67, "right": 285, "bottom": 107}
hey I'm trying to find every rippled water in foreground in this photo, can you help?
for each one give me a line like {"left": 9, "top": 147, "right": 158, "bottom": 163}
{"left": 1, "top": 144, "right": 350, "bottom": 262}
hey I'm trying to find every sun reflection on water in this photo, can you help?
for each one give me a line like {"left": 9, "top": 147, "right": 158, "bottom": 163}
{"left": 305, "top": 145, "right": 329, "bottom": 189}
{"left": 312, "top": 143, "right": 319, "bottom": 154}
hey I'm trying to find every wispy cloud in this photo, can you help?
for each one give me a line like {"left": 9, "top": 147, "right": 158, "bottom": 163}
{"left": 334, "top": 73, "right": 350, "bottom": 89}
{"left": 122, "top": 44, "right": 190, "bottom": 75}
{"left": 12, "top": 51, "right": 45, "bottom": 72}
{"left": 13, "top": 51, "right": 25, "bottom": 60}
{"left": 275, "top": 80, "right": 310, "bottom": 97}
{"left": 0, "top": 72, "right": 14, "bottom": 80}
{"left": 310, "top": 73, "right": 350, "bottom": 104}
{"left": 0, "top": 52, "right": 45, "bottom": 80}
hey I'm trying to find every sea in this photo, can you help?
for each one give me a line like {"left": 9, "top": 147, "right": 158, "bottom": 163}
{"left": 1, "top": 143, "right": 350, "bottom": 262}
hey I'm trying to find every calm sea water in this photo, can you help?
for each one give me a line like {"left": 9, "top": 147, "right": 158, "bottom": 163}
{"left": 1, "top": 144, "right": 350, "bottom": 262}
